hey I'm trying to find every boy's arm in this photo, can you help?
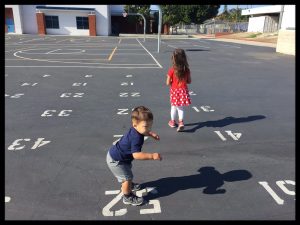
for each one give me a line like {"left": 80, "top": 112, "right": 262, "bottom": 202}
{"left": 147, "top": 131, "right": 160, "bottom": 140}
{"left": 132, "top": 152, "right": 162, "bottom": 160}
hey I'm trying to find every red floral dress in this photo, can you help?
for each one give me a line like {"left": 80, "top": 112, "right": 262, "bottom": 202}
{"left": 168, "top": 67, "right": 191, "bottom": 106}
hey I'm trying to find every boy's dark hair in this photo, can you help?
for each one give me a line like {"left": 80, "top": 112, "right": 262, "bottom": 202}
{"left": 131, "top": 106, "right": 153, "bottom": 122}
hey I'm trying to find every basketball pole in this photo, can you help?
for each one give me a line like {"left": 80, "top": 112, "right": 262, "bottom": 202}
{"left": 157, "top": 5, "right": 162, "bottom": 53}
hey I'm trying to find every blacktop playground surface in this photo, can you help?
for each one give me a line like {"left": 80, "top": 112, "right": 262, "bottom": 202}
{"left": 5, "top": 34, "right": 295, "bottom": 220}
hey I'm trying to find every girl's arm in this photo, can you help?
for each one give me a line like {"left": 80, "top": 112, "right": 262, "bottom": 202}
{"left": 132, "top": 152, "right": 162, "bottom": 160}
{"left": 166, "top": 75, "right": 172, "bottom": 86}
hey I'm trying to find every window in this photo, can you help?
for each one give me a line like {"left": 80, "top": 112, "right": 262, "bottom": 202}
{"left": 45, "top": 16, "right": 59, "bottom": 29}
{"left": 76, "top": 17, "right": 89, "bottom": 29}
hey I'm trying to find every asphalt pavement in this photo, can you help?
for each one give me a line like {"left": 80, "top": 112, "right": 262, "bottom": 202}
{"left": 5, "top": 34, "right": 295, "bottom": 220}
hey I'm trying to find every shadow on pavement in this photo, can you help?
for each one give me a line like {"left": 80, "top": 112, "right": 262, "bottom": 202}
{"left": 141, "top": 167, "right": 252, "bottom": 200}
{"left": 182, "top": 115, "right": 266, "bottom": 133}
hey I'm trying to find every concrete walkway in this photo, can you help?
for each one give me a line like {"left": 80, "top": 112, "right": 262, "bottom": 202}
{"left": 191, "top": 34, "right": 277, "bottom": 48}
{"left": 119, "top": 33, "right": 277, "bottom": 48}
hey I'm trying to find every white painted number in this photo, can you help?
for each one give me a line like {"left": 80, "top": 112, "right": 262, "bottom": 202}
{"left": 117, "top": 109, "right": 129, "bottom": 115}
{"left": 7, "top": 138, "right": 51, "bottom": 151}
{"left": 259, "top": 180, "right": 295, "bottom": 205}
{"left": 5, "top": 93, "right": 24, "bottom": 98}
{"left": 21, "top": 83, "right": 38, "bottom": 86}
{"left": 192, "top": 106, "right": 214, "bottom": 112}
{"left": 214, "top": 130, "right": 242, "bottom": 141}
{"left": 72, "top": 83, "right": 87, "bottom": 86}
{"left": 121, "top": 82, "right": 134, "bottom": 86}
{"left": 102, "top": 187, "right": 161, "bottom": 217}
{"left": 41, "top": 110, "right": 72, "bottom": 117}
{"left": 60, "top": 93, "right": 84, "bottom": 98}
{"left": 119, "top": 93, "right": 140, "bottom": 97}
{"left": 102, "top": 190, "right": 127, "bottom": 216}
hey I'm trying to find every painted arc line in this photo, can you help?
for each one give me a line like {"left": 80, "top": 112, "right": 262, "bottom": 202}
{"left": 6, "top": 66, "right": 162, "bottom": 68}
{"left": 13, "top": 49, "right": 157, "bottom": 65}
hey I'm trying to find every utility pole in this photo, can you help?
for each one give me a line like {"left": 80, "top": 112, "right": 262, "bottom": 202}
{"left": 236, "top": 5, "right": 239, "bottom": 32}
{"left": 157, "top": 5, "right": 162, "bottom": 53}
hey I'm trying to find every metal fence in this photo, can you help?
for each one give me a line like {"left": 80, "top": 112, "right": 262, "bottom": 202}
{"left": 170, "top": 21, "right": 249, "bottom": 35}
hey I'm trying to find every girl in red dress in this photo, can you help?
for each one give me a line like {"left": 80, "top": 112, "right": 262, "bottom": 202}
{"left": 166, "top": 48, "right": 192, "bottom": 131}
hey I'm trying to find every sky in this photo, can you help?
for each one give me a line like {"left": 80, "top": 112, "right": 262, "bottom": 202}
{"left": 150, "top": 5, "right": 271, "bottom": 14}
{"left": 218, "top": 5, "right": 270, "bottom": 14}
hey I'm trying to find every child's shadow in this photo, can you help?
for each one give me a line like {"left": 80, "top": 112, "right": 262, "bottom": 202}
{"left": 182, "top": 115, "right": 266, "bottom": 133}
{"left": 141, "top": 166, "right": 252, "bottom": 200}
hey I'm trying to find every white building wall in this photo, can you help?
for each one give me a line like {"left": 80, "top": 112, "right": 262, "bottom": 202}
{"left": 21, "top": 5, "right": 38, "bottom": 34}
{"left": 5, "top": 5, "right": 23, "bottom": 34}
{"left": 45, "top": 11, "right": 90, "bottom": 36}
{"left": 6, "top": 4, "right": 119, "bottom": 36}
{"left": 247, "top": 16, "right": 265, "bottom": 32}
{"left": 94, "top": 5, "right": 110, "bottom": 36}
{"left": 45, "top": 5, "right": 110, "bottom": 36}
{"left": 281, "top": 5, "right": 295, "bottom": 29}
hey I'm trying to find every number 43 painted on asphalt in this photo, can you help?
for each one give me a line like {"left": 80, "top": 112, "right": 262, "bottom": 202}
{"left": 7, "top": 138, "right": 51, "bottom": 151}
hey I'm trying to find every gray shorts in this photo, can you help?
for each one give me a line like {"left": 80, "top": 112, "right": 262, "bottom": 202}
{"left": 106, "top": 151, "right": 133, "bottom": 183}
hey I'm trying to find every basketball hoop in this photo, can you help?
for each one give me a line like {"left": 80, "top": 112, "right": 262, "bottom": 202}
{"left": 123, "top": 12, "right": 127, "bottom": 17}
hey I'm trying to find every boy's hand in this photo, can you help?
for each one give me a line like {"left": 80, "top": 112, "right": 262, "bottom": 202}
{"left": 152, "top": 153, "right": 162, "bottom": 161}
{"left": 149, "top": 131, "right": 160, "bottom": 141}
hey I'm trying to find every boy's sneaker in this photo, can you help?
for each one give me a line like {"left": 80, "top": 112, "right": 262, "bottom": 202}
{"left": 123, "top": 193, "right": 144, "bottom": 206}
{"left": 177, "top": 120, "right": 184, "bottom": 132}
{"left": 168, "top": 120, "right": 177, "bottom": 128}
{"left": 132, "top": 182, "right": 141, "bottom": 191}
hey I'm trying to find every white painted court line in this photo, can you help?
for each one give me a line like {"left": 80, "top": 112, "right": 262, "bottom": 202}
{"left": 167, "top": 44, "right": 178, "bottom": 49}
{"left": 17, "top": 38, "right": 45, "bottom": 44}
{"left": 136, "top": 38, "right": 162, "bottom": 68}
{"left": 193, "top": 45, "right": 210, "bottom": 48}
{"left": 218, "top": 44, "right": 241, "bottom": 48}
{"left": 5, "top": 66, "right": 161, "bottom": 68}
{"left": 55, "top": 38, "right": 71, "bottom": 43}
{"left": 46, "top": 49, "right": 61, "bottom": 54}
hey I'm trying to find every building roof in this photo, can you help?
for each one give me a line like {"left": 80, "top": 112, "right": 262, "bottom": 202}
{"left": 36, "top": 6, "right": 95, "bottom": 12}
{"left": 242, "top": 5, "right": 282, "bottom": 16}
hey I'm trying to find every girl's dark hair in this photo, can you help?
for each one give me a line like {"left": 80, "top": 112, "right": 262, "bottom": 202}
{"left": 131, "top": 106, "right": 153, "bottom": 122}
{"left": 172, "top": 48, "right": 189, "bottom": 82}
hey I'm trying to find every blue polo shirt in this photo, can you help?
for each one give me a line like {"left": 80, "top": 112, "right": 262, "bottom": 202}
{"left": 109, "top": 127, "right": 144, "bottom": 163}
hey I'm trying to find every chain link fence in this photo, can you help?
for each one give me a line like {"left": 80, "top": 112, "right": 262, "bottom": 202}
{"left": 170, "top": 21, "right": 249, "bottom": 35}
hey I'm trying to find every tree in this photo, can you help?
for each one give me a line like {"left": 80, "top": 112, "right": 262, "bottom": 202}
{"left": 160, "top": 5, "right": 220, "bottom": 34}
{"left": 124, "top": 5, "right": 151, "bottom": 22}
{"left": 180, "top": 5, "right": 220, "bottom": 24}
{"left": 160, "top": 5, "right": 182, "bottom": 34}
{"left": 217, "top": 7, "right": 249, "bottom": 22}
{"left": 124, "top": 5, "right": 151, "bottom": 33}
